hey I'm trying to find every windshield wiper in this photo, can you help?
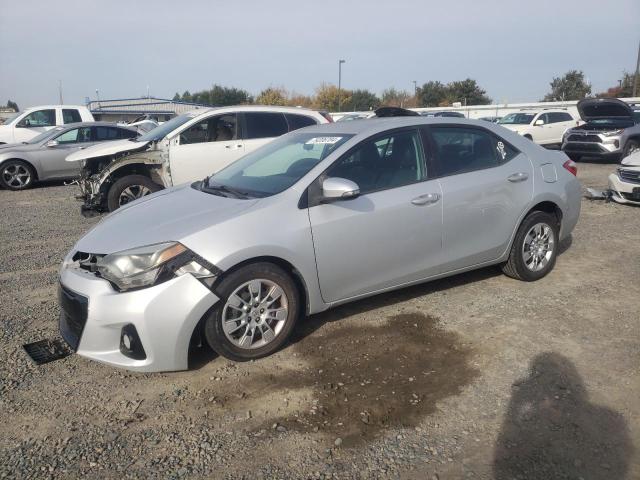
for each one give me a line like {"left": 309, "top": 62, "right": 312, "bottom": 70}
{"left": 201, "top": 178, "right": 251, "bottom": 199}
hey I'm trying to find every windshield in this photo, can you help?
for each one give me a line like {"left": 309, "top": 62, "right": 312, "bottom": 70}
{"left": 206, "top": 132, "right": 354, "bottom": 197}
{"left": 136, "top": 113, "right": 195, "bottom": 142}
{"left": 499, "top": 113, "right": 535, "bottom": 125}
{"left": 27, "top": 127, "right": 65, "bottom": 144}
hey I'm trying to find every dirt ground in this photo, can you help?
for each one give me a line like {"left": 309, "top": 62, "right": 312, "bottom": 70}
{"left": 0, "top": 161, "right": 638, "bottom": 479}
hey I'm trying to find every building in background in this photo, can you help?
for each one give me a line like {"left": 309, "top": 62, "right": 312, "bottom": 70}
{"left": 87, "top": 97, "right": 210, "bottom": 123}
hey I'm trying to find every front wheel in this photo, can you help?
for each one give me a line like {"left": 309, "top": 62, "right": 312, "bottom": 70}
{"left": 106, "top": 174, "right": 161, "bottom": 211}
{"left": 204, "top": 262, "right": 300, "bottom": 361}
{"left": 0, "top": 160, "right": 35, "bottom": 191}
{"left": 502, "top": 211, "right": 559, "bottom": 281}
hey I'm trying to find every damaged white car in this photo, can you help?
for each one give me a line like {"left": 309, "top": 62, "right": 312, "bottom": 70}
{"left": 609, "top": 151, "right": 640, "bottom": 205}
{"left": 66, "top": 106, "right": 329, "bottom": 216}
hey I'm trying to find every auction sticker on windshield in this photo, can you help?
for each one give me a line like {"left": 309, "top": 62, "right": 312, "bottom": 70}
{"left": 305, "top": 137, "right": 343, "bottom": 145}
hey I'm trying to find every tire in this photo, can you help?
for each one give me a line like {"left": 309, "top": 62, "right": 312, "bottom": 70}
{"left": 204, "top": 262, "right": 300, "bottom": 361}
{"left": 0, "top": 159, "right": 35, "bottom": 191}
{"left": 623, "top": 140, "right": 640, "bottom": 159}
{"left": 502, "top": 211, "right": 559, "bottom": 282}
{"left": 106, "top": 174, "right": 161, "bottom": 211}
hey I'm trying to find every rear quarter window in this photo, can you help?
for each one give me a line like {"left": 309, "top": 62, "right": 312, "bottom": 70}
{"left": 62, "top": 109, "right": 82, "bottom": 124}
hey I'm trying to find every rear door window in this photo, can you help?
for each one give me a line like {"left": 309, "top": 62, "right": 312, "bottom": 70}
{"left": 118, "top": 128, "right": 138, "bottom": 139}
{"left": 62, "top": 109, "right": 82, "bottom": 124}
{"left": 285, "top": 113, "right": 317, "bottom": 132}
{"left": 548, "top": 112, "right": 573, "bottom": 123}
{"left": 94, "top": 126, "right": 122, "bottom": 141}
{"left": 429, "top": 127, "right": 504, "bottom": 176}
{"left": 244, "top": 112, "right": 288, "bottom": 139}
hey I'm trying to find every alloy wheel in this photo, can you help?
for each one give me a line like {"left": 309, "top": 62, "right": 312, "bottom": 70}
{"left": 221, "top": 279, "right": 289, "bottom": 350}
{"left": 522, "top": 222, "right": 555, "bottom": 272}
{"left": 118, "top": 185, "right": 151, "bottom": 205}
{"left": 2, "top": 164, "right": 31, "bottom": 189}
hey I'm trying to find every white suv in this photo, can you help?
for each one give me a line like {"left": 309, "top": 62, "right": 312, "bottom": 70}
{"left": 68, "top": 105, "right": 329, "bottom": 214}
{"left": 498, "top": 110, "right": 577, "bottom": 146}
{"left": 0, "top": 105, "right": 94, "bottom": 144}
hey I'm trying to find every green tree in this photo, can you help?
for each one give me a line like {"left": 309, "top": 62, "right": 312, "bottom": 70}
{"left": 445, "top": 78, "right": 491, "bottom": 105}
{"left": 596, "top": 71, "right": 636, "bottom": 98}
{"left": 350, "top": 89, "right": 380, "bottom": 111}
{"left": 181, "top": 90, "right": 192, "bottom": 103}
{"left": 543, "top": 70, "right": 591, "bottom": 101}
{"left": 6, "top": 100, "right": 19, "bottom": 111}
{"left": 256, "top": 87, "right": 287, "bottom": 106}
{"left": 208, "top": 85, "right": 252, "bottom": 106}
{"left": 381, "top": 88, "right": 411, "bottom": 107}
{"left": 287, "top": 92, "right": 314, "bottom": 108}
{"left": 172, "top": 92, "right": 181, "bottom": 101}
{"left": 313, "top": 83, "right": 352, "bottom": 111}
{"left": 417, "top": 81, "right": 448, "bottom": 107}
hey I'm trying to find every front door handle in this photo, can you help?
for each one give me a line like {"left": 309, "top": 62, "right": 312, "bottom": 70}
{"left": 507, "top": 172, "right": 529, "bottom": 182}
{"left": 411, "top": 193, "right": 440, "bottom": 206}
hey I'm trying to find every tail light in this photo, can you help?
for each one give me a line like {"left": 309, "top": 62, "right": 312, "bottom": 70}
{"left": 320, "top": 111, "right": 334, "bottom": 123}
{"left": 563, "top": 159, "right": 577, "bottom": 176}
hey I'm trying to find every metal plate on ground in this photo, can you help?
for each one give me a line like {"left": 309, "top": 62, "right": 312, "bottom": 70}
{"left": 23, "top": 339, "right": 73, "bottom": 365}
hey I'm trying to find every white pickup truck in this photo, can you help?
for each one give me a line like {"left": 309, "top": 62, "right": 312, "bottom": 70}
{"left": 0, "top": 105, "right": 94, "bottom": 144}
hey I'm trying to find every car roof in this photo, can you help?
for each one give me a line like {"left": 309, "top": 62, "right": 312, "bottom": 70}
{"left": 297, "top": 116, "right": 497, "bottom": 137}
{"left": 54, "top": 121, "right": 137, "bottom": 130}
{"left": 185, "top": 105, "right": 323, "bottom": 117}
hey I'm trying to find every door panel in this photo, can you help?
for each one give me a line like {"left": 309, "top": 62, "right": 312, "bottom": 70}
{"left": 36, "top": 127, "right": 94, "bottom": 178}
{"left": 309, "top": 180, "right": 443, "bottom": 303}
{"left": 169, "top": 114, "right": 244, "bottom": 185}
{"left": 438, "top": 153, "right": 533, "bottom": 271}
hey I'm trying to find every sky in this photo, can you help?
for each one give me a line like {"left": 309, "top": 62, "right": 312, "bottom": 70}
{"left": 0, "top": 0, "right": 639, "bottom": 109}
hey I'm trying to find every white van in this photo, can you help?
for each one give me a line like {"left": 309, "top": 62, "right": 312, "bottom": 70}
{"left": 0, "top": 105, "right": 94, "bottom": 144}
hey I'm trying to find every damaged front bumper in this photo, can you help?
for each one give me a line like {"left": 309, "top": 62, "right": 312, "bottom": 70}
{"left": 608, "top": 167, "right": 640, "bottom": 205}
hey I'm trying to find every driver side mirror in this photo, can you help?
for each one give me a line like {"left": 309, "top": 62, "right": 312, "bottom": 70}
{"left": 534, "top": 119, "right": 545, "bottom": 126}
{"left": 321, "top": 177, "right": 360, "bottom": 202}
{"left": 45, "top": 140, "right": 59, "bottom": 148}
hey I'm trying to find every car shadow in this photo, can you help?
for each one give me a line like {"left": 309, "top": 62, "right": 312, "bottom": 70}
{"left": 189, "top": 233, "right": 574, "bottom": 370}
{"left": 493, "top": 352, "right": 634, "bottom": 479}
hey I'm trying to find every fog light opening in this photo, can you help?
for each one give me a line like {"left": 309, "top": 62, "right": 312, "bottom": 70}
{"left": 120, "top": 324, "right": 146, "bottom": 360}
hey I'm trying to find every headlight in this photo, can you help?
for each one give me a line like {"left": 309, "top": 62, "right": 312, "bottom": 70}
{"left": 602, "top": 129, "right": 623, "bottom": 137}
{"left": 96, "top": 242, "right": 217, "bottom": 291}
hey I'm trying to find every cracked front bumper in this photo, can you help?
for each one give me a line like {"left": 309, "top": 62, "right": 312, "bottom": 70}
{"left": 608, "top": 172, "right": 640, "bottom": 205}
{"left": 59, "top": 265, "right": 219, "bottom": 372}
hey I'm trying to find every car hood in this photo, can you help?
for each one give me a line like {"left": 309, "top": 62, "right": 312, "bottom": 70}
{"left": 577, "top": 98, "right": 633, "bottom": 121}
{"left": 66, "top": 139, "right": 150, "bottom": 162}
{"left": 621, "top": 151, "right": 640, "bottom": 166}
{"left": 74, "top": 183, "right": 259, "bottom": 254}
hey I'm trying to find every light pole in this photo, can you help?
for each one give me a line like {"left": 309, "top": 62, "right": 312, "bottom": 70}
{"left": 633, "top": 39, "right": 640, "bottom": 97}
{"left": 412, "top": 80, "right": 417, "bottom": 96}
{"left": 337, "top": 59, "right": 346, "bottom": 112}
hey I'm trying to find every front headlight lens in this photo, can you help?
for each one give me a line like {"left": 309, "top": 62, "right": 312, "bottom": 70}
{"left": 96, "top": 242, "right": 216, "bottom": 291}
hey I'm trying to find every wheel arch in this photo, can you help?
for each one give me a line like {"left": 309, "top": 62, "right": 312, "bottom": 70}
{"left": 213, "top": 255, "right": 311, "bottom": 317}
{"left": 0, "top": 157, "right": 39, "bottom": 180}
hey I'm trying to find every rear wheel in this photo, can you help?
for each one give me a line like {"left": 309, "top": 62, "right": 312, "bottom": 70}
{"left": 106, "top": 174, "right": 161, "bottom": 211}
{"left": 502, "top": 211, "right": 559, "bottom": 281}
{"left": 204, "top": 262, "right": 300, "bottom": 361}
{"left": 0, "top": 160, "right": 35, "bottom": 191}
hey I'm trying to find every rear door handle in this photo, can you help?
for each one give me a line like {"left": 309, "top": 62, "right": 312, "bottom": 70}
{"left": 411, "top": 193, "right": 440, "bottom": 206}
{"left": 507, "top": 172, "right": 529, "bottom": 182}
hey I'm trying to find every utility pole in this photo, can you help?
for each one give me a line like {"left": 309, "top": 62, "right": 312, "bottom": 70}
{"left": 633, "top": 39, "right": 640, "bottom": 97}
{"left": 412, "top": 80, "right": 417, "bottom": 96}
{"left": 58, "top": 80, "right": 63, "bottom": 104}
{"left": 337, "top": 59, "right": 346, "bottom": 112}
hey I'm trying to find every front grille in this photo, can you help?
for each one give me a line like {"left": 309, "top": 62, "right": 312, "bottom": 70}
{"left": 58, "top": 284, "right": 89, "bottom": 351}
{"left": 563, "top": 143, "right": 603, "bottom": 153}
{"left": 621, "top": 191, "right": 640, "bottom": 201}
{"left": 618, "top": 169, "right": 640, "bottom": 184}
{"left": 567, "top": 134, "right": 602, "bottom": 143}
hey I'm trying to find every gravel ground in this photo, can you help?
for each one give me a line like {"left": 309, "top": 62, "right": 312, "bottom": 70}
{"left": 0, "top": 162, "right": 638, "bottom": 479}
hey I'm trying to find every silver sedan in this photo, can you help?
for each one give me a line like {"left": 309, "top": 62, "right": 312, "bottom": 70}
{"left": 58, "top": 116, "right": 581, "bottom": 372}
{"left": 0, "top": 122, "right": 138, "bottom": 190}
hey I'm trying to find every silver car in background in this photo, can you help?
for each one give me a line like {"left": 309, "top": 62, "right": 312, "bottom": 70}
{"left": 58, "top": 117, "right": 581, "bottom": 372}
{"left": 0, "top": 122, "right": 138, "bottom": 190}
